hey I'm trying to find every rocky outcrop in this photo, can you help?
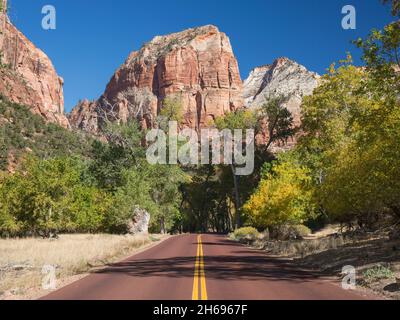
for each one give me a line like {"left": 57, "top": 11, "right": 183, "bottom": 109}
{"left": 69, "top": 25, "right": 243, "bottom": 132}
{"left": 0, "top": 2, "right": 68, "bottom": 127}
{"left": 243, "top": 57, "right": 319, "bottom": 126}
{"left": 243, "top": 57, "right": 320, "bottom": 151}
{"left": 128, "top": 207, "right": 151, "bottom": 234}
{"left": 67, "top": 99, "right": 100, "bottom": 134}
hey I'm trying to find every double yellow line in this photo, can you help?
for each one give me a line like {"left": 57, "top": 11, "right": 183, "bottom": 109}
{"left": 192, "top": 235, "right": 208, "bottom": 300}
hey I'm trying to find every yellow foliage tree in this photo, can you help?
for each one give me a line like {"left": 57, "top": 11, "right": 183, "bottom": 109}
{"left": 243, "top": 154, "right": 316, "bottom": 229}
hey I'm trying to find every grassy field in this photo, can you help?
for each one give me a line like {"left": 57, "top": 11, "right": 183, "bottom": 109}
{"left": 0, "top": 233, "right": 166, "bottom": 300}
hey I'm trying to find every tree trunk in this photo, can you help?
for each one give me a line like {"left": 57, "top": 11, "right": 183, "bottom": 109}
{"left": 160, "top": 217, "right": 166, "bottom": 234}
{"left": 390, "top": 206, "right": 400, "bottom": 220}
{"left": 231, "top": 164, "right": 241, "bottom": 230}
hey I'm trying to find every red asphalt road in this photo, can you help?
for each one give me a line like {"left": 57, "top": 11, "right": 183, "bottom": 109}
{"left": 42, "top": 234, "right": 372, "bottom": 300}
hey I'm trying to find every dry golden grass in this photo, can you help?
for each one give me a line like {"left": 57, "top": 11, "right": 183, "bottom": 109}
{"left": 0, "top": 233, "right": 164, "bottom": 299}
{"left": 257, "top": 235, "right": 348, "bottom": 258}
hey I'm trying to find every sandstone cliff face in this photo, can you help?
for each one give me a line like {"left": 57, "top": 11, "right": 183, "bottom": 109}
{"left": 243, "top": 57, "right": 319, "bottom": 126}
{"left": 68, "top": 99, "right": 99, "bottom": 133}
{"left": 0, "top": 3, "right": 68, "bottom": 127}
{"left": 70, "top": 25, "right": 243, "bottom": 132}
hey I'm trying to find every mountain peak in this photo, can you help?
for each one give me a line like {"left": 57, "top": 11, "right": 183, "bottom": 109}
{"left": 243, "top": 57, "right": 320, "bottom": 120}
{"left": 70, "top": 25, "right": 242, "bottom": 133}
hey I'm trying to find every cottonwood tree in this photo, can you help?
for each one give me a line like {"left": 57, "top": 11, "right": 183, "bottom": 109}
{"left": 215, "top": 100, "right": 294, "bottom": 229}
{"left": 299, "top": 55, "right": 400, "bottom": 226}
{"left": 215, "top": 109, "right": 257, "bottom": 229}
{"left": 259, "top": 96, "right": 295, "bottom": 151}
{"left": 92, "top": 98, "right": 187, "bottom": 233}
{"left": 243, "top": 152, "right": 316, "bottom": 229}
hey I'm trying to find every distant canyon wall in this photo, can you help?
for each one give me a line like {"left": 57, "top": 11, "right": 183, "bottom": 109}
{"left": 0, "top": 7, "right": 319, "bottom": 145}
{"left": 0, "top": 2, "right": 68, "bottom": 127}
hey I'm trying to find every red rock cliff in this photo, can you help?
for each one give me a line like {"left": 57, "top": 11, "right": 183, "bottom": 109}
{"left": 0, "top": 1, "right": 68, "bottom": 127}
{"left": 69, "top": 25, "right": 244, "bottom": 133}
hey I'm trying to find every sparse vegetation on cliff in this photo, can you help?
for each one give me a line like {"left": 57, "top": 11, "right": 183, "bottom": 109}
{"left": 0, "top": 96, "right": 93, "bottom": 171}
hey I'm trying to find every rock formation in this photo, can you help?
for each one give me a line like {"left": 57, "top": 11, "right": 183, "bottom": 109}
{"left": 68, "top": 99, "right": 100, "bottom": 133}
{"left": 243, "top": 57, "right": 319, "bottom": 126}
{"left": 69, "top": 25, "right": 243, "bottom": 133}
{"left": 243, "top": 57, "right": 320, "bottom": 151}
{"left": 0, "top": 1, "right": 68, "bottom": 127}
{"left": 128, "top": 207, "right": 151, "bottom": 234}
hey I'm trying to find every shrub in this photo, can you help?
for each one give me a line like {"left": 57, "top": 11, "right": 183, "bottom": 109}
{"left": 363, "top": 265, "right": 395, "bottom": 283}
{"left": 293, "top": 224, "right": 312, "bottom": 238}
{"left": 269, "top": 224, "right": 311, "bottom": 240}
{"left": 231, "top": 227, "right": 260, "bottom": 243}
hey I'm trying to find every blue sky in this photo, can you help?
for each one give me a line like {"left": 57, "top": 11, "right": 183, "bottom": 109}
{"left": 9, "top": 0, "right": 393, "bottom": 112}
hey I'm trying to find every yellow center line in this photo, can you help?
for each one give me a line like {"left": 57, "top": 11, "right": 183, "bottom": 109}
{"left": 192, "top": 234, "right": 208, "bottom": 300}
{"left": 199, "top": 235, "right": 208, "bottom": 300}
{"left": 192, "top": 236, "right": 200, "bottom": 300}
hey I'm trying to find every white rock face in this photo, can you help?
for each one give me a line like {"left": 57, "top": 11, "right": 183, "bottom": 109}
{"left": 128, "top": 207, "right": 151, "bottom": 235}
{"left": 243, "top": 57, "right": 320, "bottom": 126}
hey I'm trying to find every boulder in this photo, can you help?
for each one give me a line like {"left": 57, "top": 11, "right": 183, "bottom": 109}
{"left": 128, "top": 207, "right": 151, "bottom": 235}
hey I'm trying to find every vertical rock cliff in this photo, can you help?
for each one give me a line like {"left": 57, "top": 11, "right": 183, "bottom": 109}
{"left": 69, "top": 25, "right": 244, "bottom": 133}
{"left": 0, "top": 1, "right": 68, "bottom": 127}
{"left": 243, "top": 57, "right": 320, "bottom": 151}
{"left": 243, "top": 57, "right": 319, "bottom": 126}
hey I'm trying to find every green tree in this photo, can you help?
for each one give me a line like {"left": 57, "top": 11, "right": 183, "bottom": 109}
{"left": 0, "top": 157, "right": 111, "bottom": 237}
{"left": 90, "top": 121, "right": 187, "bottom": 234}
{"left": 181, "top": 164, "right": 236, "bottom": 233}
{"left": 105, "top": 168, "right": 154, "bottom": 233}
{"left": 147, "top": 164, "right": 187, "bottom": 233}
{"left": 89, "top": 122, "right": 145, "bottom": 191}
{"left": 158, "top": 95, "right": 184, "bottom": 130}
{"left": 215, "top": 109, "right": 258, "bottom": 229}
{"left": 259, "top": 96, "right": 295, "bottom": 150}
